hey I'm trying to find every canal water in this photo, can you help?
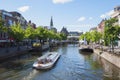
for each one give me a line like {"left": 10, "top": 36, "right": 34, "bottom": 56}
{"left": 0, "top": 44, "right": 120, "bottom": 80}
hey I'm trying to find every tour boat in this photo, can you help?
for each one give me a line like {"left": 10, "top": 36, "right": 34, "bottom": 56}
{"left": 33, "top": 52, "right": 60, "bottom": 69}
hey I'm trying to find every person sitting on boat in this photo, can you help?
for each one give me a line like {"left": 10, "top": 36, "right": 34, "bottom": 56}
{"left": 37, "top": 59, "right": 46, "bottom": 64}
{"left": 41, "top": 58, "right": 50, "bottom": 64}
{"left": 38, "top": 60, "right": 43, "bottom": 64}
{"left": 46, "top": 58, "right": 52, "bottom": 62}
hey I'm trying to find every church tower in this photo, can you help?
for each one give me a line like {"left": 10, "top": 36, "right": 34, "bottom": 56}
{"left": 50, "top": 16, "right": 53, "bottom": 29}
{"left": 49, "top": 16, "right": 57, "bottom": 32}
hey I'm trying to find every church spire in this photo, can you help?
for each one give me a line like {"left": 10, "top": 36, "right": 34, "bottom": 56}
{"left": 50, "top": 16, "right": 53, "bottom": 28}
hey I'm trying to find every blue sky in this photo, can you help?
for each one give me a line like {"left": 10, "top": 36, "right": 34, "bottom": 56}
{"left": 0, "top": 0, "right": 119, "bottom": 32}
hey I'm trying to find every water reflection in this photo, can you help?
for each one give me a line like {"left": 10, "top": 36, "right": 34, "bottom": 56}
{"left": 101, "top": 58, "right": 120, "bottom": 80}
{"left": 0, "top": 44, "right": 119, "bottom": 80}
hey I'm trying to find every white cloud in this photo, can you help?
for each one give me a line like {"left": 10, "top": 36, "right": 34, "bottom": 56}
{"left": 100, "top": 10, "right": 114, "bottom": 19}
{"left": 52, "top": 0, "right": 73, "bottom": 4}
{"left": 66, "top": 24, "right": 96, "bottom": 28}
{"left": 89, "top": 17, "right": 93, "bottom": 20}
{"left": 100, "top": 14, "right": 106, "bottom": 19}
{"left": 18, "top": 6, "right": 29, "bottom": 12}
{"left": 78, "top": 17, "right": 86, "bottom": 22}
{"left": 66, "top": 24, "right": 96, "bottom": 32}
{"left": 106, "top": 10, "right": 114, "bottom": 16}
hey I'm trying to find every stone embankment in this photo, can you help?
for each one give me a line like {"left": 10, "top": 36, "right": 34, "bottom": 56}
{"left": 0, "top": 46, "right": 32, "bottom": 61}
{"left": 79, "top": 44, "right": 120, "bottom": 68}
{"left": 0, "top": 44, "right": 50, "bottom": 61}
{"left": 94, "top": 49, "right": 120, "bottom": 68}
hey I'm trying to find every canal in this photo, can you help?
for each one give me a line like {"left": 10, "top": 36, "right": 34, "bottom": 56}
{"left": 0, "top": 44, "right": 120, "bottom": 80}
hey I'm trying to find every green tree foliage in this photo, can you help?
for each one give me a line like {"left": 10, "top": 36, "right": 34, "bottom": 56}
{"left": 60, "top": 33, "right": 67, "bottom": 40}
{"left": 0, "top": 14, "right": 4, "bottom": 29}
{"left": 79, "top": 31, "right": 102, "bottom": 44}
{"left": 42, "top": 28, "right": 50, "bottom": 40}
{"left": 25, "top": 25, "right": 36, "bottom": 39}
{"left": 35, "top": 26, "right": 45, "bottom": 40}
{"left": 85, "top": 32, "right": 91, "bottom": 44}
{"left": 35, "top": 26, "right": 63, "bottom": 43}
{"left": 9, "top": 24, "right": 68, "bottom": 45}
{"left": 9, "top": 23, "right": 25, "bottom": 42}
{"left": 91, "top": 30, "right": 102, "bottom": 43}
{"left": 104, "top": 18, "right": 120, "bottom": 51}
{"left": 47, "top": 30, "right": 61, "bottom": 40}
{"left": 0, "top": 14, "right": 7, "bottom": 32}
{"left": 79, "top": 32, "right": 92, "bottom": 44}
{"left": 48, "top": 30, "right": 55, "bottom": 39}
{"left": 79, "top": 33, "right": 85, "bottom": 40}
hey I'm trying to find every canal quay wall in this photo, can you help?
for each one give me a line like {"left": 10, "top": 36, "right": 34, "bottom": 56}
{"left": 31, "top": 44, "right": 49, "bottom": 52}
{"left": 0, "top": 43, "right": 55, "bottom": 61}
{"left": 0, "top": 46, "right": 32, "bottom": 61}
{"left": 0, "top": 44, "right": 50, "bottom": 61}
{"left": 94, "top": 49, "right": 120, "bottom": 68}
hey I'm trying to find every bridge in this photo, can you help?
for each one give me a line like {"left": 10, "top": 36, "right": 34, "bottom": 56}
{"left": 67, "top": 35, "right": 80, "bottom": 43}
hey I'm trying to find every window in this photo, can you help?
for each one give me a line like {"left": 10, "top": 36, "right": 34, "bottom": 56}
{"left": 8, "top": 20, "right": 13, "bottom": 26}
{"left": 2, "top": 15, "right": 5, "bottom": 19}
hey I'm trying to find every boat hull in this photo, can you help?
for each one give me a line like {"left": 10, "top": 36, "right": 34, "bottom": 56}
{"left": 79, "top": 48, "right": 94, "bottom": 53}
{"left": 33, "top": 52, "right": 60, "bottom": 70}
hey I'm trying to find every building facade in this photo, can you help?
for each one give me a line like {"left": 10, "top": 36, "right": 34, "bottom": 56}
{"left": 97, "top": 19, "right": 106, "bottom": 33}
{"left": 0, "top": 10, "right": 17, "bottom": 44}
{"left": 0, "top": 10, "right": 27, "bottom": 46}
{"left": 10, "top": 11, "right": 27, "bottom": 29}
{"left": 110, "top": 6, "right": 120, "bottom": 47}
{"left": 111, "top": 6, "right": 120, "bottom": 25}
{"left": 89, "top": 27, "right": 97, "bottom": 32}
{"left": 28, "top": 20, "right": 36, "bottom": 29}
{"left": 60, "top": 27, "right": 69, "bottom": 36}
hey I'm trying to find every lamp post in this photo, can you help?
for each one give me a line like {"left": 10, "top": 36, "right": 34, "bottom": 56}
{"left": 6, "top": 35, "right": 9, "bottom": 52}
{"left": 100, "top": 39, "right": 103, "bottom": 51}
{"left": 6, "top": 27, "right": 10, "bottom": 53}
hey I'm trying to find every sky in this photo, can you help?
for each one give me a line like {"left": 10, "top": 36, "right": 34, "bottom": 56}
{"left": 0, "top": 0, "right": 119, "bottom": 32}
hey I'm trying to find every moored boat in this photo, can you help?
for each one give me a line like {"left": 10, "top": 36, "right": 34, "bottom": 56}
{"left": 79, "top": 46, "right": 94, "bottom": 53}
{"left": 79, "top": 47, "right": 94, "bottom": 53}
{"left": 33, "top": 52, "right": 60, "bottom": 69}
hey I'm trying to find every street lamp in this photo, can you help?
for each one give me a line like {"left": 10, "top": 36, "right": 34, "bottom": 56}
{"left": 6, "top": 27, "right": 10, "bottom": 53}
{"left": 100, "top": 39, "right": 103, "bottom": 52}
{"left": 6, "top": 35, "right": 9, "bottom": 52}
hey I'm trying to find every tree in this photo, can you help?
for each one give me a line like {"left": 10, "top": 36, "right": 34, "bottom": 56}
{"left": 85, "top": 32, "right": 91, "bottom": 44}
{"left": 54, "top": 33, "right": 61, "bottom": 40}
{"left": 25, "top": 25, "right": 37, "bottom": 39}
{"left": 9, "top": 23, "right": 25, "bottom": 49}
{"left": 91, "top": 30, "right": 102, "bottom": 43}
{"left": 47, "top": 30, "right": 55, "bottom": 41}
{"left": 0, "top": 14, "right": 9, "bottom": 52}
{"left": 0, "top": 14, "right": 4, "bottom": 31}
{"left": 79, "top": 31, "right": 102, "bottom": 44}
{"left": 0, "top": 14, "right": 7, "bottom": 33}
{"left": 104, "top": 18, "right": 120, "bottom": 52}
{"left": 36, "top": 26, "right": 44, "bottom": 39}
{"left": 35, "top": 26, "right": 47, "bottom": 44}
{"left": 79, "top": 32, "right": 91, "bottom": 44}
{"left": 60, "top": 33, "right": 67, "bottom": 40}
{"left": 24, "top": 25, "right": 38, "bottom": 47}
{"left": 79, "top": 33, "right": 85, "bottom": 40}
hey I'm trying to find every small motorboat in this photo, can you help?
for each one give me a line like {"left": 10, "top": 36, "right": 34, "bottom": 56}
{"left": 79, "top": 47, "right": 94, "bottom": 53}
{"left": 33, "top": 52, "right": 60, "bottom": 69}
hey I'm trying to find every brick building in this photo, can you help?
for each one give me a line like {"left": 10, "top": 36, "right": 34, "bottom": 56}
{"left": 110, "top": 6, "right": 120, "bottom": 47}
{"left": 0, "top": 10, "right": 27, "bottom": 47}
{"left": 97, "top": 19, "right": 106, "bottom": 33}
